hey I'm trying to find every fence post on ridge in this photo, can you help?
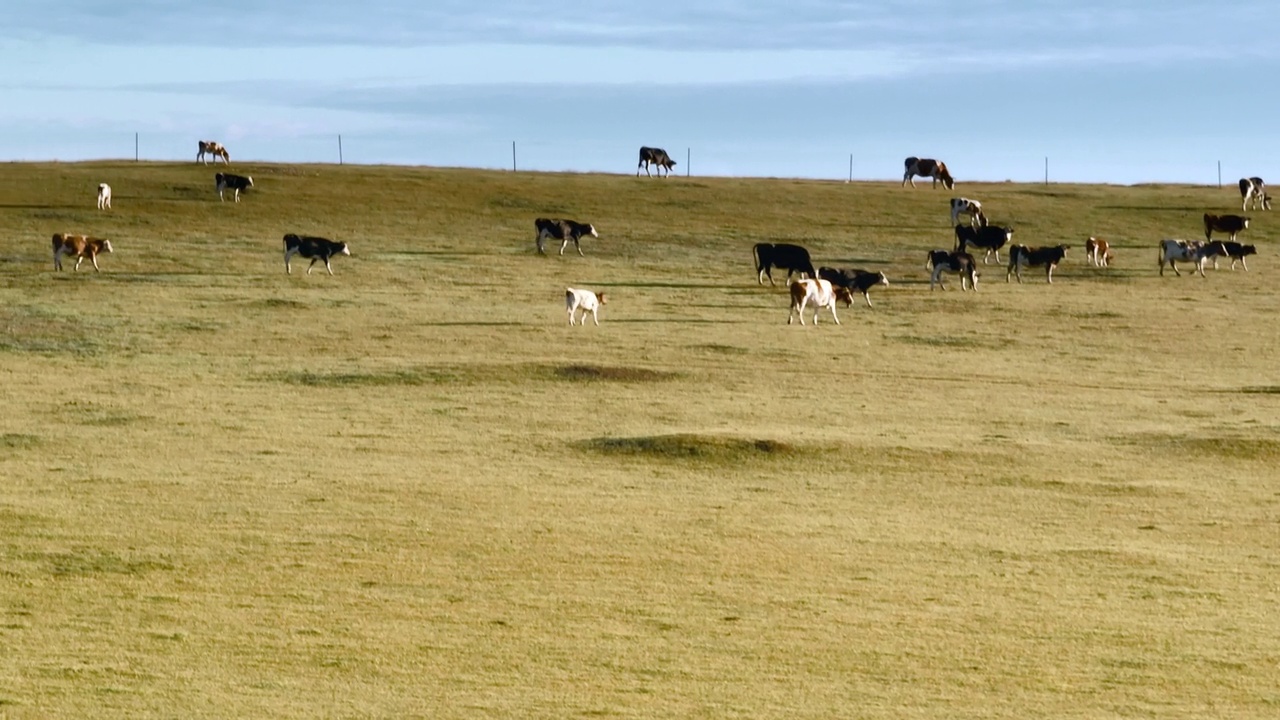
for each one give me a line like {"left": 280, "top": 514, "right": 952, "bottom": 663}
{"left": 686, "top": 148, "right": 690, "bottom": 177}
{"left": 1044, "top": 157, "right": 1049, "bottom": 185}
{"left": 338, "top": 135, "right": 343, "bottom": 165}
{"left": 135, "top": 133, "right": 139, "bottom": 162}
{"left": 1217, "top": 161, "right": 1221, "bottom": 188}
{"left": 848, "top": 153, "right": 852, "bottom": 183}
{"left": 512, "top": 141, "right": 517, "bottom": 172}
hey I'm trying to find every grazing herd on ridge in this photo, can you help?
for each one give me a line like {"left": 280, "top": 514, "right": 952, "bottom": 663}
{"left": 53, "top": 145, "right": 1268, "bottom": 326}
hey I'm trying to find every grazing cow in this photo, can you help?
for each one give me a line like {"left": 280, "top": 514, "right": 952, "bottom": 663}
{"left": 817, "top": 267, "right": 890, "bottom": 307}
{"left": 954, "top": 224, "right": 1014, "bottom": 264}
{"left": 96, "top": 183, "right": 111, "bottom": 210}
{"left": 534, "top": 218, "right": 599, "bottom": 256}
{"left": 1204, "top": 213, "right": 1249, "bottom": 243}
{"left": 1006, "top": 244, "right": 1069, "bottom": 284}
{"left": 197, "top": 140, "right": 230, "bottom": 165}
{"left": 1158, "top": 239, "right": 1208, "bottom": 277}
{"left": 926, "top": 249, "right": 978, "bottom": 291}
{"left": 565, "top": 287, "right": 607, "bottom": 326}
{"left": 753, "top": 242, "right": 816, "bottom": 285}
{"left": 283, "top": 234, "right": 350, "bottom": 275}
{"left": 949, "top": 197, "right": 985, "bottom": 227}
{"left": 1238, "top": 177, "right": 1271, "bottom": 211}
{"left": 216, "top": 172, "right": 253, "bottom": 202}
{"left": 637, "top": 146, "right": 677, "bottom": 177}
{"left": 1201, "top": 240, "right": 1258, "bottom": 271}
{"left": 51, "top": 233, "right": 112, "bottom": 272}
{"left": 787, "top": 278, "right": 853, "bottom": 325}
{"left": 1084, "top": 237, "right": 1113, "bottom": 267}
{"left": 903, "top": 157, "right": 955, "bottom": 189}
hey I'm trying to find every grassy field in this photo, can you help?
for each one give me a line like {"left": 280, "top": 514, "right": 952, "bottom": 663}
{"left": 1, "top": 161, "right": 1278, "bottom": 719}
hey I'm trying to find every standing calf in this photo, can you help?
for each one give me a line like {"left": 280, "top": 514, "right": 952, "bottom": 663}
{"left": 283, "top": 234, "right": 350, "bottom": 275}
{"left": 1084, "top": 237, "right": 1112, "bottom": 267}
{"left": 97, "top": 183, "right": 112, "bottom": 210}
{"left": 566, "top": 287, "right": 607, "bottom": 326}
{"left": 787, "top": 278, "right": 853, "bottom": 325}
{"left": 1006, "top": 244, "right": 1069, "bottom": 283}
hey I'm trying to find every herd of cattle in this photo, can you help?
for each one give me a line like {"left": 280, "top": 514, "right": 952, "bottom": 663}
{"left": 53, "top": 146, "right": 1267, "bottom": 326}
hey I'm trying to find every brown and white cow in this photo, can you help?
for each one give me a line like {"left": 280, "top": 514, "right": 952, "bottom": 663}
{"left": 903, "top": 157, "right": 954, "bottom": 189}
{"left": 52, "top": 233, "right": 113, "bottom": 272}
{"left": 1006, "top": 244, "right": 1069, "bottom": 283}
{"left": 1204, "top": 213, "right": 1249, "bottom": 243}
{"left": 1084, "top": 236, "right": 1113, "bottom": 267}
{"left": 787, "top": 278, "right": 853, "bottom": 325}
{"left": 197, "top": 140, "right": 230, "bottom": 165}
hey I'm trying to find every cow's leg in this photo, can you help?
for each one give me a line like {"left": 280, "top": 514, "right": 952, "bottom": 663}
{"left": 1240, "top": 257, "right": 1249, "bottom": 271}
{"left": 307, "top": 258, "right": 318, "bottom": 275}
{"left": 863, "top": 292, "right": 873, "bottom": 308}
{"left": 324, "top": 258, "right": 334, "bottom": 276}
{"left": 74, "top": 255, "right": 84, "bottom": 271}
{"left": 591, "top": 308, "right": 599, "bottom": 326}
{"left": 1171, "top": 260, "right": 1181, "bottom": 277}
{"left": 91, "top": 254, "right": 101, "bottom": 272}
{"left": 828, "top": 303, "right": 840, "bottom": 325}
{"left": 559, "top": 238, "right": 568, "bottom": 256}
{"left": 53, "top": 250, "right": 61, "bottom": 271}
{"left": 234, "top": 189, "right": 241, "bottom": 203}
{"left": 1046, "top": 265, "right": 1054, "bottom": 284}
{"left": 575, "top": 238, "right": 584, "bottom": 257}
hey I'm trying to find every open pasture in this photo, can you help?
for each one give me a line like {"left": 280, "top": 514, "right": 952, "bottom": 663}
{"left": 2, "top": 161, "right": 1279, "bottom": 718}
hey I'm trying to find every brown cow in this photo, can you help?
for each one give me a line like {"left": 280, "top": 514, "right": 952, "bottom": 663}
{"left": 52, "top": 233, "right": 113, "bottom": 272}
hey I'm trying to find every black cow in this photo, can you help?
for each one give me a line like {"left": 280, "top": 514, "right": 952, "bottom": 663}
{"left": 754, "top": 243, "right": 815, "bottom": 285}
{"left": 1006, "top": 244, "right": 1069, "bottom": 283}
{"left": 637, "top": 146, "right": 677, "bottom": 177}
{"left": 1204, "top": 213, "right": 1249, "bottom": 243}
{"left": 534, "top": 218, "right": 598, "bottom": 256}
{"left": 954, "top": 224, "right": 1014, "bottom": 264}
{"left": 927, "top": 250, "right": 978, "bottom": 291}
{"left": 215, "top": 172, "right": 253, "bottom": 202}
{"left": 1201, "top": 240, "right": 1258, "bottom": 271}
{"left": 817, "top": 267, "right": 890, "bottom": 307}
{"left": 283, "top": 234, "right": 350, "bottom": 275}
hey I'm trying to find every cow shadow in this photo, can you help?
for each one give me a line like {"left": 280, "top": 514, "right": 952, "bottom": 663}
{"left": 591, "top": 281, "right": 744, "bottom": 290}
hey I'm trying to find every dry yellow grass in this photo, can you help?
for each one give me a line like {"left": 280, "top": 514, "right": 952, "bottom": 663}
{"left": 1, "top": 162, "right": 1278, "bottom": 718}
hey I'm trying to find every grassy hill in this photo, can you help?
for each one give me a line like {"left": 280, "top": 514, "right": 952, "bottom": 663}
{"left": 2, "top": 161, "right": 1278, "bottom": 718}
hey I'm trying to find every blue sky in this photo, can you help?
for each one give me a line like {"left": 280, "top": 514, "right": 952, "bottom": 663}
{"left": 3, "top": 2, "right": 1277, "bottom": 183}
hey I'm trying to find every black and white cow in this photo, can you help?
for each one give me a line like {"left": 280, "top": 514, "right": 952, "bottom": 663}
{"left": 215, "top": 172, "right": 253, "bottom": 202}
{"left": 817, "top": 267, "right": 890, "bottom": 307}
{"left": 534, "top": 218, "right": 599, "bottom": 256}
{"left": 1204, "top": 213, "right": 1249, "bottom": 243}
{"left": 1006, "top": 244, "right": 1069, "bottom": 284}
{"left": 754, "top": 243, "right": 816, "bottom": 285}
{"left": 949, "top": 197, "right": 985, "bottom": 227}
{"left": 1158, "top": 239, "right": 1208, "bottom": 277}
{"left": 1238, "top": 177, "right": 1271, "bottom": 211}
{"left": 637, "top": 146, "right": 677, "bottom": 177}
{"left": 954, "top": 224, "right": 1014, "bottom": 264}
{"left": 927, "top": 249, "right": 978, "bottom": 291}
{"left": 1201, "top": 240, "right": 1258, "bottom": 271}
{"left": 903, "top": 157, "right": 954, "bottom": 189}
{"left": 283, "top": 234, "right": 350, "bottom": 275}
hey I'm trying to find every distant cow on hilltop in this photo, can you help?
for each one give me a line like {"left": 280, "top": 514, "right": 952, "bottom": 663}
{"left": 197, "top": 140, "right": 230, "bottom": 165}
{"left": 903, "top": 157, "right": 954, "bottom": 189}
{"left": 637, "top": 147, "right": 677, "bottom": 177}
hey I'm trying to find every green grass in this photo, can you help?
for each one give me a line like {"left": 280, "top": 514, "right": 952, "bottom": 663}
{"left": 2, "top": 161, "right": 1279, "bottom": 718}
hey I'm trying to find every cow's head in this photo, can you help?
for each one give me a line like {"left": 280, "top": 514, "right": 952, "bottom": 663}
{"left": 874, "top": 272, "right": 889, "bottom": 287}
{"left": 939, "top": 170, "right": 955, "bottom": 190}
{"left": 597, "top": 293, "right": 608, "bottom": 305}
{"left": 1242, "top": 244, "right": 1258, "bottom": 257}
{"left": 101, "top": 240, "right": 114, "bottom": 253}
{"left": 587, "top": 224, "right": 599, "bottom": 238}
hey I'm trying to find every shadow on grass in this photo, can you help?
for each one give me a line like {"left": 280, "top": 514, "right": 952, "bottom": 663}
{"left": 578, "top": 434, "right": 799, "bottom": 462}
{"left": 269, "top": 362, "right": 680, "bottom": 387}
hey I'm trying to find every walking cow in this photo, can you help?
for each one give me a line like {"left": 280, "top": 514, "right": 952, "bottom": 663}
{"left": 637, "top": 147, "right": 677, "bottom": 177}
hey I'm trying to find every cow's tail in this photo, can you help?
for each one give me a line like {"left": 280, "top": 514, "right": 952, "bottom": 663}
{"left": 752, "top": 243, "right": 762, "bottom": 274}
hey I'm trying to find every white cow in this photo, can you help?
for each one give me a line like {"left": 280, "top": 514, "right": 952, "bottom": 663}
{"left": 97, "top": 183, "right": 112, "bottom": 210}
{"left": 1158, "top": 239, "right": 1207, "bottom": 277}
{"left": 787, "top": 278, "right": 853, "bottom": 325}
{"left": 566, "top": 287, "right": 607, "bottom": 326}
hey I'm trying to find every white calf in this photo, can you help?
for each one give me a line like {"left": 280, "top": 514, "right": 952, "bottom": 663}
{"left": 566, "top": 287, "right": 607, "bottom": 326}
{"left": 97, "top": 183, "right": 112, "bottom": 210}
{"left": 949, "top": 197, "right": 984, "bottom": 227}
{"left": 787, "top": 278, "right": 853, "bottom": 325}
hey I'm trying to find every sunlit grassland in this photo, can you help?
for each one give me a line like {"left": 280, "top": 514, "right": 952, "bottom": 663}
{"left": 1, "top": 161, "right": 1278, "bottom": 718}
